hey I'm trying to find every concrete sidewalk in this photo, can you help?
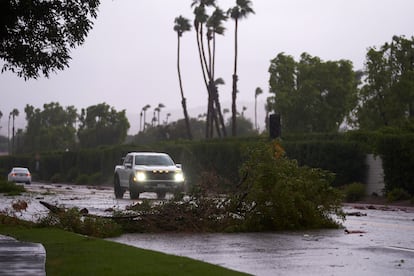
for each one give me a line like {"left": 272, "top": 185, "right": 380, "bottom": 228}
{"left": 0, "top": 235, "right": 46, "bottom": 276}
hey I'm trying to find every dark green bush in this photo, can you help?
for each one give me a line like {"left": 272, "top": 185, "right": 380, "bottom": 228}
{"left": 343, "top": 182, "right": 365, "bottom": 202}
{"left": 233, "top": 141, "right": 344, "bottom": 231}
{"left": 0, "top": 179, "right": 26, "bottom": 195}
{"left": 75, "top": 174, "right": 89, "bottom": 185}
{"left": 283, "top": 140, "right": 366, "bottom": 186}
{"left": 88, "top": 172, "right": 103, "bottom": 185}
{"left": 386, "top": 188, "right": 411, "bottom": 202}
{"left": 50, "top": 173, "right": 61, "bottom": 183}
{"left": 378, "top": 134, "right": 414, "bottom": 195}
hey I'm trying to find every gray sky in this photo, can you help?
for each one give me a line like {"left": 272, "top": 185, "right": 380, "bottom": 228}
{"left": 1, "top": 0, "right": 413, "bottom": 136}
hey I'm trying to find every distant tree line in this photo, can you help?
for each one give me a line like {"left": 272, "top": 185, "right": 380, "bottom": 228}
{"left": 4, "top": 102, "right": 129, "bottom": 154}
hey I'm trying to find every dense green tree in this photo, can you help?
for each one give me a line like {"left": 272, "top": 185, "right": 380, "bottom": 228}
{"left": 268, "top": 52, "right": 359, "bottom": 133}
{"left": 169, "top": 118, "right": 206, "bottom": 140}
{"left": 356, "top": 35, "right": 414, "bottom": 130}
{"left": 134, "top": 118, "right": 206, "bottom": 144}
{"left": 227, "top": 0, "right": 254, "bottom": 137}
{"left": 0, "top": 0, "right": 100, "bottom": 79}
{"left": 226, "top": 115, "right": 256, "bottom": 137}
{"left": 78, "top": 103, "right": 130, "bottom": 148}
{"left": 19, "top": 102, "right": 77, "bottom": 153}
{"left": 174, "top": 15, "right": 193, "bottom": 140}
{"left": 0, "top": 135, "right": 8, "bottom": 153}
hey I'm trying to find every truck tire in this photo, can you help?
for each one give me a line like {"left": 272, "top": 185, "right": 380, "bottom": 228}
{"left": 114, "top": 175, "right": 125, "bottom": 199}
{"left": 129, "top": 177, "right": 140, "bottom": 199}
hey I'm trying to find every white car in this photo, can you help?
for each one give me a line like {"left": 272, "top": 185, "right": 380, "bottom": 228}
{"left": 8, "top": 167, "right": 32, "bottom": 184}
{"left": 114, "top": 152, "right": 185, "bottom": 199}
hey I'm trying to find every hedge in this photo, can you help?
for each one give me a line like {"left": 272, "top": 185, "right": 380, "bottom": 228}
{"left": 0, "top": 138, "right": 368, "bottom": 192}
{"left": 377, "top": 134, "right": 414, "bottom": 195}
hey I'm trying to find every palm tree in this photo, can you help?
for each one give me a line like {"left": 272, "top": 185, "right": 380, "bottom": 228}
{"left": 255, "top": 87, "right": 263, "bottom": 131}
{"left": 156, "top": 103, "right": 165, "bottom": 126}
{"left": 223, "top": 108, "right": 229, "bottom": 120}
{"left": 165, "top": 113, "right": 171, "bottom": 124}
{"left": 191, "top": 0, "right": 231, "bottom": 138}
{"left": 206, "top": 9, "right": 228, "bottom": 138}
{"left": 241, "top": 106, "right": 247, "bottom": 117}
{"left": 174, "top": 15, "right": 193, "bottom": 140}
{"left": 8, "top": 113, "right": 11, "bottom": 154}
{"left": 142, "top": 104, "right": 151, "bottom": 131}
{"left": 228, "top": 0, "right": 254, "bottom": 136}
{"left": 10, "top": 108, "right": 19, "bottom": 155}
{"left": 152, "top": 108, "right": 158, "bottom": 127}
{"left": 139, "top": 111, "right": 143, "bottom": 132}
{"left": 193, "top": 1, "right": 211, "bottom": 137}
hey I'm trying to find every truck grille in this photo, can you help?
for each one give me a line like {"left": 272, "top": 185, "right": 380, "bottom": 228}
{"left": 148, "top": 170, "right": 175, "bottom": 181}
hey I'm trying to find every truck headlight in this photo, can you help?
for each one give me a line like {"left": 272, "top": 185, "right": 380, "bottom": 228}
{"left": 135, "top": 172, "right": 146, "bottom": 182}
{"left": 174, "top": 172, "right": 185, "bottom": 182}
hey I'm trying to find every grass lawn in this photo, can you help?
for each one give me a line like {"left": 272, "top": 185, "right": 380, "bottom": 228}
{"left": 0, "top": 225, "right": 248, "bottom": 276}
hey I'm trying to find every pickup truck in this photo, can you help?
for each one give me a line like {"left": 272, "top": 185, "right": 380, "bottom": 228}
{"left": 114, "top": 152, "right": 185, "bottom": 199}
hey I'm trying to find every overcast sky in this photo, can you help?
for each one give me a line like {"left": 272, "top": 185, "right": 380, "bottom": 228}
{"left": 1, "top": 0, "right": 413, "bottom": 136}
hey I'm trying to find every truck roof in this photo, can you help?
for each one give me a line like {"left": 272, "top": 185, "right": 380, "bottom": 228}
{"left": 127, "top": 152, "right": 168, "bottom": 156}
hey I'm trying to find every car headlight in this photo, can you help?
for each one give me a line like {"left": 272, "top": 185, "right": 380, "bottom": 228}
{"left": 135, "top": 172, "right": 146, "bottom": 182}
{"left": 174, "top": 171, "right": 185, "bottom": 182}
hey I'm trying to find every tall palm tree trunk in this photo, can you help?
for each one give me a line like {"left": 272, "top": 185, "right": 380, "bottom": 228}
{"left": 212, "top": 32, "right": 227, "bottom": 137}
{"left": 177, "top": 34, "right": 193, "bottom": 140}
{"left": 231, "top": 18, "right": 239, "bottom": 136}
{"left": 195, "top": 26, "right": 212, "bottom": 138}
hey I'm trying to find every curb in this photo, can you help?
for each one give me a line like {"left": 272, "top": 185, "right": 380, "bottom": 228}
{"left": 0, "top": 235, "right": 46, "bottom": 276}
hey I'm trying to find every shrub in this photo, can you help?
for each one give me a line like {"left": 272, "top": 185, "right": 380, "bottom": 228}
{"left": 50, "top": 173, "right": 61, "bottom": 183}
{"left": 88, "top": 172, "right": 103, "bottom": 185}
{"left": 343, "top": 182, "right": 365, "bottom": 202}
{"left": 232, "top": 141, "right": 344, "bottom": 231}
{"left": 0, "top": 179, "right": 26, "bottom": 195}
{"left": 378, "top": 134, "right": 414, "bottom": 196}
{"left": 75, "top": 174, "right": 89, "bottom": 185}
{"left": 387, "top": 188, "right": 411, "bottom": 202}
{"left": 65, "top": 167, "right": 79, "bottom": 183}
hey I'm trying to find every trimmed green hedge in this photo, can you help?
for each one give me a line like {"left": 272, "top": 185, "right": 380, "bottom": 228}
{"left": 0, "top": 138, "right": 368, "bottom": 192}
{"left": 283, "top": 141, "right": 366, "bottom": 186}
{"left": 377, "top": 134, "right": 414, "bottom": 195}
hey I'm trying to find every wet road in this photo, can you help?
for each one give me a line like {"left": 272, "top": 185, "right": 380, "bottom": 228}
{"left": 2, "top": 182, "right": 414, "bottom": 275}
{"left": 109, "top": 209, "right": 414, "bottom": 276}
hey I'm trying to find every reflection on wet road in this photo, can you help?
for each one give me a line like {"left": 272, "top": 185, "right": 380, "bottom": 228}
{"left": 1, "top": 183, "right": 414, "bottom": 275}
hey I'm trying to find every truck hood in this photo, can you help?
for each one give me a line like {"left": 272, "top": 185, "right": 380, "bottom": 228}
{"left": 133, "top": 165, "right": 180, "bottom": 172}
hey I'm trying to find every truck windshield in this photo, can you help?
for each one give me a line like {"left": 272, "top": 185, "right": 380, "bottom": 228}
{"left": 134, "top": 155, "right": 175, "bottom": 166}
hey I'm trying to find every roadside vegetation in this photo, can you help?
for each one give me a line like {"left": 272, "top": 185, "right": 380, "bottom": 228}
{"left": 0, "top": 141, "right": 344, "bottom": 238}
{"left": 0, "top": 177, "right": 26, "bottom": 196}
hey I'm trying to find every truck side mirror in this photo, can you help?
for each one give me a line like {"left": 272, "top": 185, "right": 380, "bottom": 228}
{"left": 125, "top": 162, "right": 132, "bottom": 169}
